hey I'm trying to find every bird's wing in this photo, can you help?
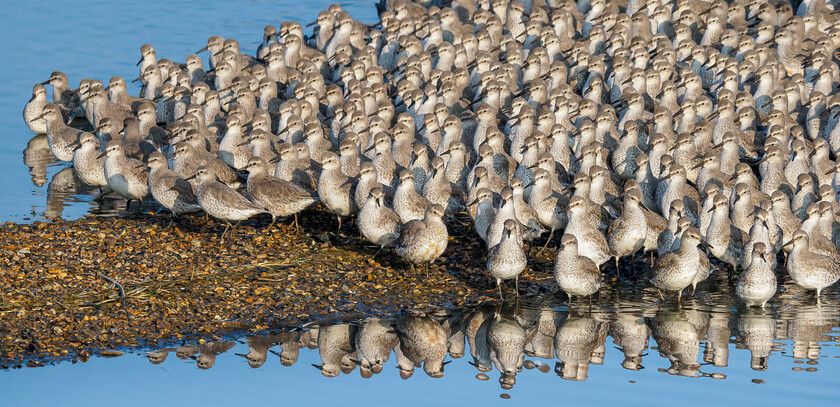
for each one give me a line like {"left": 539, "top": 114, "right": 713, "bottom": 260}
{"left": 398, "top": 220, "right": 425, "bottom": 248}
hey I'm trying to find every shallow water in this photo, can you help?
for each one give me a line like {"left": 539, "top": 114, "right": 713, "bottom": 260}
{"left": 2, "top": 277, "right": 840, "bottom": 406}
{"left": 1, "top": 0, "right": 376, "bottom": 222}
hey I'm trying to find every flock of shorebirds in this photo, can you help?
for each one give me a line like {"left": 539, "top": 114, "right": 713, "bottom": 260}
{"left": 21, "top": 0, "right": 840, "bottom": 305}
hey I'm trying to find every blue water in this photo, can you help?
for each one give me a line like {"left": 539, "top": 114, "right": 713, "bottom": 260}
{"left": 0, "top": 0, "right": 376, "bottom": 222}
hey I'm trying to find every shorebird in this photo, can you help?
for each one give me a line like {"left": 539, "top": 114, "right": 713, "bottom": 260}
{"left": 191, "top": 166, "right": 266, "bottom": 240}
{"left": 554, "top": 234, "right": 601, "bottom": 303}
{"left": 486, "top": 219, "right": 527, "bottom": 299}
{"left": 146, "top": 151, "right": 202, "bottom": 221}
{"left": 736, "top": 243, "right": 776, "bottom": 308}
{"left": 34, "top": 103, "right": 82, "bottom": 162}
{"left": 103, "top": 141, "right": 149, "bottom": 212}
{"left": 394, "top": 169, "right": 431, "bottom": 224}
{"left": 607, "top": 190, "right": 647, "bottom": 273}
{"left": 23, "top": 84, "right": 49, "bottom": 134}
{"left": 317, "top": 152, "right": 357, "bottom": 235}
{"left": 529, "top": 168, "right": 568, "bottom": 248}
{"left": 784, "top": 230, "right": 840, "bottom": 301}
{"left": 245, "top": 157, "right": 316, "bottom": 230}
{"left": 565, "top": 196, "right": 613, "bottom": 267}
{"left": 396, "top": 204, "right": 448, "bottom": 275}
{"left": 72, "top": 133, "right": 108, "bottom": 190}
{"left": 41, "top": 71, "right": 81, "bottom": 117}
{"left": 706, "top": 193, "right": 747, "bottom": 273}
{"left": 646, "top": 227, "right": 706, "bottom": 302}
{"left": 357, "top": 186, "right": 401, "bottom": 253}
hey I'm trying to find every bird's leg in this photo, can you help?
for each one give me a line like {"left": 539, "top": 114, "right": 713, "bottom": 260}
{"left": 294, "top": 213, "right": 301, "bottom": 233}
{"left": 369, "top": 247, "right": 384, "bottom": 259}
{"left": 337, "top": 215, "right": 342, "bottom": 236}
{"left": 230, "top": 221, "right": 240, "bottom": 241}
{"left": 657, "top": 289, "right": 665, "bottom": 302}
{"left": 124, "top": 199, "right": 132, "bottom": 214}
{"left": 267, "top": 215, "right": 276, "bottom": 231}
{"left": 615, "top": 257, "right": 620, "bottom": 275}
{"left": 410, "top": 263, "right": 416, "bottom": 274}
{"left": 221, "top": 222, "right": 231, "bottom": 242}
{"left": 497, "top": 279, "right": 504, "bottom": 300}
{"left": 677, "top": 289, "right": 682, "bottom": 303}
{"left": 691, "top": 284, "right": 697, "bottom": 296}
{"left": 515, "top": 276, "right": 520, "bottom": 298}
{"left": 541, "top": 229, "right": 555, "bottom": 251}
{"left": 93, "top": 187, "right": 107, "bottom": 202}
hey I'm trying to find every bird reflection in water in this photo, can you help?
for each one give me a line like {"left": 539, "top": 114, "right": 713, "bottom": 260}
{"left": 140, "top": 286, "right": 839, "bottom": 388}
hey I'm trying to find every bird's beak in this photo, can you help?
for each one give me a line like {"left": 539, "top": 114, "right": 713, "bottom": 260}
{"left": 97, "top": 151, "right": 106, "bottom": 159}
{"left": 782, "top": 241, "right": 793, "bottom": 250}
{"left": 136, "top": 56, "right": 144, "bottom": 66}
{"left": 131, "top": 77, "right": 141, "bottom": 83}
{"left": 185, "top": 174, "right": 196, "bottom": 181}
{"left": 40, "top": 80, "right": 50, "bottom": 85}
